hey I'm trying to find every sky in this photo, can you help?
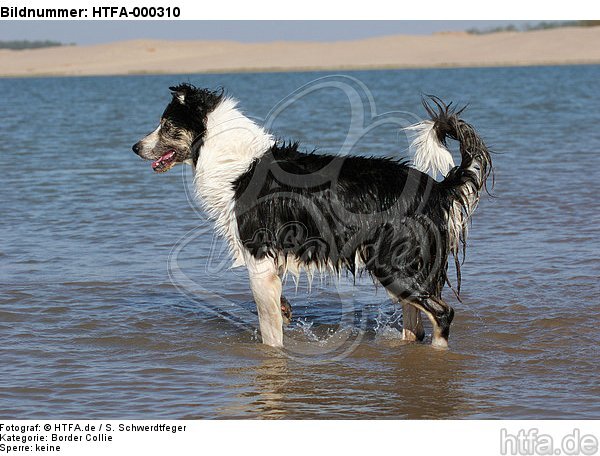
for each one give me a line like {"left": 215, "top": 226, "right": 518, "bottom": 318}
{"left": 0, "top": 20, "right": 538, "bottom": 44}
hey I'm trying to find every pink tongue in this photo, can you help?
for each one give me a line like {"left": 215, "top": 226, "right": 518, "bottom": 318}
{"left": 152, "top": 151, "right": 175, "bottom": 169}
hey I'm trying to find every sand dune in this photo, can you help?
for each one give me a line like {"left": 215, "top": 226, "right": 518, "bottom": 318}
{"left": 1, "top": 26, "right": 599, "bottom": 77}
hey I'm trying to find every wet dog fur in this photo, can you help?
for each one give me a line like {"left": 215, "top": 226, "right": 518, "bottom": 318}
{"left": 132, "top": 84, "right": 492, "bottom": 348}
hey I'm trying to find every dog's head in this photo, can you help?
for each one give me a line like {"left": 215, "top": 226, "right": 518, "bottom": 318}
{"left": 132, "top": 84, "right": 224, "bottom": 173}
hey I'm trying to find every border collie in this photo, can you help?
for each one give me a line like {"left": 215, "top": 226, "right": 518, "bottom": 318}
{"left": 132, "top": 84, "right": 492, "bottom": 348}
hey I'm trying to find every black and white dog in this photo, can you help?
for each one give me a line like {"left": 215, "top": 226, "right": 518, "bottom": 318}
{"left": 132, "top": 84, "right": 492, "bottom": 348}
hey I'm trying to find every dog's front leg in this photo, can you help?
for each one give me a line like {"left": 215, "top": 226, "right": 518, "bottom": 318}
{"left": 247, "top": 258, "right": 284, "bottom": 347}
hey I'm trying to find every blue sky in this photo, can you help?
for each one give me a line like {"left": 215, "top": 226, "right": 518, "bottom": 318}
{"left": 0, "top": 20, "right": 538, "bottom": 44}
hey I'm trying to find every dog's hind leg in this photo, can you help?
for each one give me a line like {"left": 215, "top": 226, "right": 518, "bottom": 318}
{"left": 247, "top": 257, "right": 284, "bottom": 347}
{"left": 401, "top": 303, "right": 425, "bottom": 342}
{"left": 385, "top": 282, "right": 454, "bottom": 347}
{"left": 386, "top": 289, "right": 425, "bottom": 342}
{"left": 414, "top": 296, "right": 455, "bottom": 348}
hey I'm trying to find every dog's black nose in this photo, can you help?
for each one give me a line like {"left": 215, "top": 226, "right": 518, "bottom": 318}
{"left": 132, "top": 143, "right": 141, "bottom": 155}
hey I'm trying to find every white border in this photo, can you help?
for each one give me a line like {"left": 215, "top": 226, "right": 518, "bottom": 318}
{"left": 1, "top": 0, "right": 598, "bottom": 20}
{"left": 1, "top": 420, "right": 598, "bottom": 456}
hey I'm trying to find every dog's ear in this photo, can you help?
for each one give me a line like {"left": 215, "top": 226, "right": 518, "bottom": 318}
{"left": 169, "top": 84, "right": 194, "bottom": 104}
{"left": 168, "top": 84, "right": 225, "bottom": 113}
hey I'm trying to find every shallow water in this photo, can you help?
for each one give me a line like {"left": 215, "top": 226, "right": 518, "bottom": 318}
{"left": 0, "top": 65, "right": 599, "bottom": 419}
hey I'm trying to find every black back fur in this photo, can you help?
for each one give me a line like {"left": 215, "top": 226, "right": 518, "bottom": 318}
{"left": 233, "top": 144, "right": 453, "bottom": 299}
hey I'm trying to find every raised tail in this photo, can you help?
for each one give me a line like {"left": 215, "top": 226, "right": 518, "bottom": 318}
{"left": 407, "top": 96, "right": 493, "bottom": 293}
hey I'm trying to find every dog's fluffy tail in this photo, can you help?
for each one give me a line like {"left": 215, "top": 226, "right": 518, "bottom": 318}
{"left": 407, "top": 96, "right": 493, "bottom": 292}
{"left": 406, "top": 111, "right": 456, "bottom": 180}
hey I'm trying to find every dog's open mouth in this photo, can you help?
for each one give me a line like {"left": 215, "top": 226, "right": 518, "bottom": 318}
{"left": 151, "top": 150, "right": 176, "bottom": 173}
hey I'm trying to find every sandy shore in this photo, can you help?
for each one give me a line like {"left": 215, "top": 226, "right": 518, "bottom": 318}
{"left": 1, "top": 26, "right": 600, "bottom": 77}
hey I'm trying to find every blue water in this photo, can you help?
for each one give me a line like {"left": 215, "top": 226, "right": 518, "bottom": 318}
{"left": 0, "top": 65, "right": 599, "bottom": 419}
